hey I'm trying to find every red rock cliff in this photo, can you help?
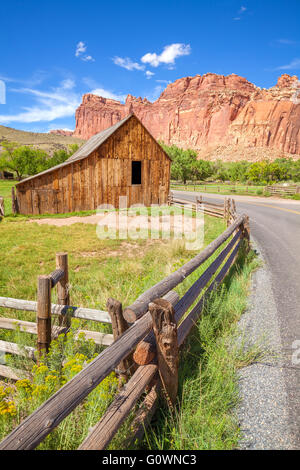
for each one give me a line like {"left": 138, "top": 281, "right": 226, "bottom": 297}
{"left": 73, "top": 73, "right": 300, "bottom": 158}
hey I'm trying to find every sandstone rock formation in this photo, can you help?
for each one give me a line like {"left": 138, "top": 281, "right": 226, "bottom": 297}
{"left": 49, "top": 129, "right": 74, "bottom": 137}
{"left": 73, "top": 73, "right": 300, "bottom": 160}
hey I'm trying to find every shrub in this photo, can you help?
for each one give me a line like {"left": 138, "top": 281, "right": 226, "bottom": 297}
{"left": 0, "top": 323, "right": 118, "bottom": 449}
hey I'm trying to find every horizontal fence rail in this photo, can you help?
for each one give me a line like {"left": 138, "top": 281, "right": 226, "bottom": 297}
{"left": 265, "top": 185, "right": 300, "bottom": 195}
{"left": 0, "top": 297, "right": 111, "bottom": 323}
{"left": 0, "top": 207, "right": 250, "bottom": 450}
{"left": 0, "top": 253, "right": 113, "bottom": 383}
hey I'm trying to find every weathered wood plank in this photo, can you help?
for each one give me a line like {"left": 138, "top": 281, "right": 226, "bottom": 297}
{"left": 0, "top": 340, "right": 35, "bottom": 360}
{"left": 78, "top": 364, "right": 158, "bottom": 450}
{"left": 133, "top": 231, "right": 241, "bottom": 365}
{"left": 0, "top": 364, "right": 29, "bottom": 381}
{"left": 124, "top": 379, "right": 160, "bottom": 447}
{"left": 0, "top": 317, "right": 113, "bottom": 346}
{"left": 49, "top": 269, "right": 65, "bottom": 288}
{"left": 37, "top": 275, "right": 52, "bottom": 355}
{"left": 56, "top": 253, "right": 70, "bottom": 328}
{"left": 149, "top": 299, "right": 178, "bottom": 406}
{"left": 0, "top": 196, "right": 4, "bottom": 217}
{"left": 0, "top": 297, "right": 111, "bottom": 324}
{"left": 107, "top": 298, "right": 132, "bottom": 384}
{"left": 177, "top": 239, "right": 242, "bottom": 347}
{"left": 124, "top": 215, "right": 246, "bottom": 322}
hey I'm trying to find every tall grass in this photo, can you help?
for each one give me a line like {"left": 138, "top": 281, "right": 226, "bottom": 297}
{"left": 132, "top": 246, "right": 261, "bottom": 450}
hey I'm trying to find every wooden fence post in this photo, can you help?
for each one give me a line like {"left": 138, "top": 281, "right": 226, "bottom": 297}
{"left": 241, "top": 215, "right": 250, "bottom": 251}
{"left": 224, "top": 197, "right": 228, "bottom": 225}
{"left": 56, "top": 253, "right": 70, "bottom": 327}
{"left": 37, "top": 275, "right": 52, "bottom": 357}
{"left": 168, "top": 192, "right": 173, "bottom": 206}
{"left": 11, "top": 187, "right": 19, "bottom": 215}
{"left": 196, "top": 195, "right": 202, "bottom": 212}
{"left": 107, "top": 298, "right": 133, "bottom": 386}
{"left": 149, "top": 298, "right": 178, "bottom": 407}
{"left": 0, "top": 196, "right": 4, "bottom": 218}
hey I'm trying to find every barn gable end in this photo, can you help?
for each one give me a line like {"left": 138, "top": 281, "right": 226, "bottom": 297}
{"left": 16, "top": 114, "right": 171, "bottom": 214}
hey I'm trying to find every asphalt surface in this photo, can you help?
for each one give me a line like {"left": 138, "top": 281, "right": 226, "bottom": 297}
{"left": 172, "top": 189, "right": 300, "bottom": 449}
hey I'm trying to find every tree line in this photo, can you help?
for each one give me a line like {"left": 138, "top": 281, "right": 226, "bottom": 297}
{"left": 1, "top": 139, "right": 300, "bottom": 185}
{"left": 161, "top": 143, "right": 300, "bottom": 184}
{"left": 0, "top": 141, "right": 80, "bottom": 180}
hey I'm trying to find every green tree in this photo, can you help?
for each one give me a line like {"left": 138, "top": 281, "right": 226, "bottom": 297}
{"left": 0, "top": 143, "right": 48, "bottom": 180}
{"left": 161, "top": 143, "right": 198, "bottom": 184}
{"left": 190, "top": 159, "right": 213, "bottom": 181}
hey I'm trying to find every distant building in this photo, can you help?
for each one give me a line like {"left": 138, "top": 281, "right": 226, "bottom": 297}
{"left": 0, "top": 170, "right": 14, "bottom": 180}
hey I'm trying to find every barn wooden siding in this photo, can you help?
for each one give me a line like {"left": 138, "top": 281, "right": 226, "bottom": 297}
{"left": 16, "top": 116, "right": 171, "bottom": 215}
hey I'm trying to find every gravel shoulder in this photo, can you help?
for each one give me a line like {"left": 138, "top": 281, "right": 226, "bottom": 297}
{"left": 237, "top": 239, "right": 296, "bottom": 450}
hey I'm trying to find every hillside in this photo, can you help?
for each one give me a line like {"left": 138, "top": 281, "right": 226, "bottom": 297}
{"left": 72, "top": 73, "right": 300, "bottom": 162}
{"left": 0, "top": 125, "right": 84, "bottom": 154}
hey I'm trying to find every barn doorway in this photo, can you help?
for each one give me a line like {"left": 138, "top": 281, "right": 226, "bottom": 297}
{"left": 131, "top": 161, "right": 142, "bottom": 185}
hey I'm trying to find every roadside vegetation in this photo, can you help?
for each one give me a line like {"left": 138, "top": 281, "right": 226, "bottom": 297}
{"left": 140, "top": 245, "right": 261, "bottom": 450}
{"left": 0, "top": 210, "right": 260, "bottom": 449}
{"left": 161, "top": 142, "right": 300, "bottom": 185}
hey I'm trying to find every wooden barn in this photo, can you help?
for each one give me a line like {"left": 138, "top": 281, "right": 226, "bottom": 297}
{"left": 15, "top": 114, "right": 171, "bottom": 215}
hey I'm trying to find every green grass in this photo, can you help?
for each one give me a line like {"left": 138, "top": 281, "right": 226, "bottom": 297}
{"left": 0, "top": 206, "right": 258, "bottom": 450}
{"left": 171, "top": 182, "right": 268, "bottom": 197}
{"left": 0, "top": 209, "right": 227, "bottom": 449}
{"left": 0, "top": 179, "right": 17, "bottom": 215}
{"left": 171, "top": 182, "right": 300, "bottom": 199}
{"left": 110, "top": 245, "right": 260, "bottom": 450}
{"left": 0, "top": 211, "right": 225, "bottom": 345}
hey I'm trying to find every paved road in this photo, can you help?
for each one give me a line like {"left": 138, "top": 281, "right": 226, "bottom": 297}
{"left": 173, "top": 190, "right": 300, "bottom": 448}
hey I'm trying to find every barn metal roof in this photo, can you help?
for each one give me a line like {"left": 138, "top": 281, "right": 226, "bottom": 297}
{"left": 66, "top": 114, "right": 133, "bottom": 163}
{"left": 16, "top": 113, "right": 170, "bottom": 185}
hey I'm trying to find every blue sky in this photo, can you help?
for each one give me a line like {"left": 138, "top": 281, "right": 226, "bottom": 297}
{"left": 0, "top": 0, "right": 300, "bottom": 133}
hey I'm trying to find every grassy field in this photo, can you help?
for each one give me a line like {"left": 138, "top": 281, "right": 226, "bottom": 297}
{"left": 171, "top": 182, "right": 267, "bottom": 197}
{"left": 0, "top": 182, "right": 259, "bottom": 449}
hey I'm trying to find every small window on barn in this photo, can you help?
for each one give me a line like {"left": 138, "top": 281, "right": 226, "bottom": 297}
{"left": 131, "top": 161, "right": 142, "bottom": 185}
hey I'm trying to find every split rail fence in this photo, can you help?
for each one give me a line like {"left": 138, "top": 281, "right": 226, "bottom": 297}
{"left": 0, "top": 196, "right": 4, "bottom": 218}
{"left": 168, "top": 192, "right": 237, "bottom": 225}
{"left": 0, "top": 253, "right": 113, "bottom": 381}
{"left": 265, "top": 184, "right": 300, "bottom": 196}
{"left": 0, "top": 201, "right": 250, "bottom": 450}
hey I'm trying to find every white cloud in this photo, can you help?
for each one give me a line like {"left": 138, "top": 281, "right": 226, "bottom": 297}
{"left": 48, "top": 124, "right": 74, "bottom": 132}
{"left": 61, "top": 78, "right": 75, "bottom": 90}
{"left": 233, "top": 5, "right": 247, "bottom": 20}
{"left": 0, "top": 81, "right": 80, "bottom": 123}
{"left": 275, "top": 58, "right": 300, "bottom": 70}
{"left": 276, "top": 39, "right": 298, "bottom": 46}
{"left": 145, "top": 70, "right": 155, "bottom": 79}
{"left": 82, "top": 55, "right": 95, "bottom": 62}
{"left": 82, "top": 77, "right": 126, "bottom": 102}
{"left": 75, "top": 41, "right": 95, "bottom": 62}
{"left": 156, "top": 79, "right": 171, "bottom": 84}
{"left": 0, "top": 71, "right": 49, "bottom": 87}
{"left": 141, "top": 43, "right": 191, "bottom": 68}
{"left": 75, "top": 41, "right": 87, "bottom": 57}
{"left": 90, "top": 88, "right": 127, "bottom": 102}
{"left": 112, "top": 56, "right": 145, "bottom": 71}
{"left": 0, "top": 79, "right": 6, "bottom": 104}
